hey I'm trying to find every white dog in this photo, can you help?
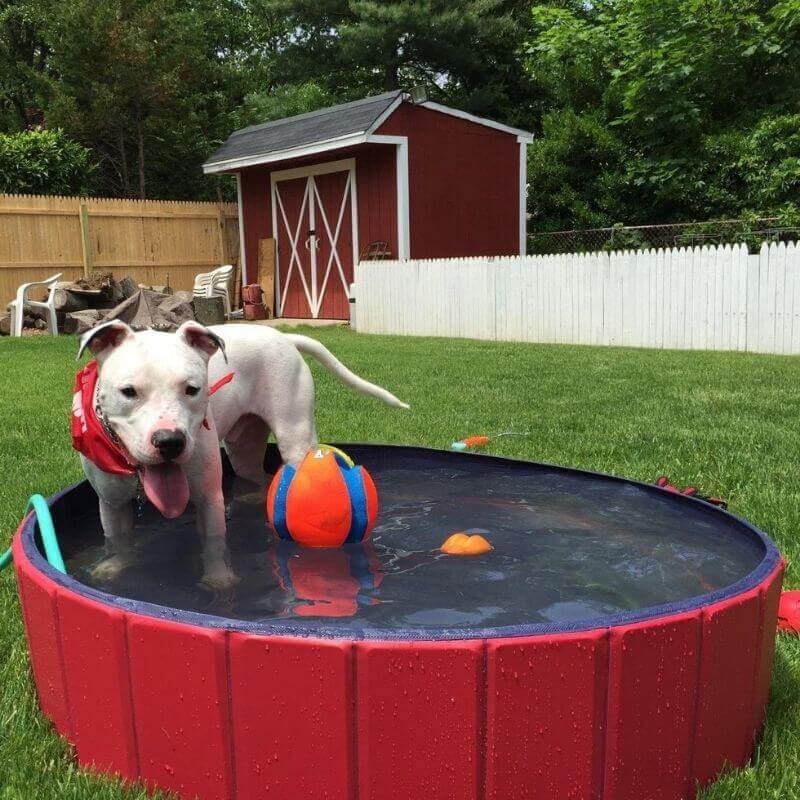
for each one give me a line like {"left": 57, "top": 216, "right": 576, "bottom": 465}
{"left": 73, "top": 320, "right": 407, "bottom": 588}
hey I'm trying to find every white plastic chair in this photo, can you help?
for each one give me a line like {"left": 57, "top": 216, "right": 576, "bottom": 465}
{"left": 9, "top": 273, "right": 62, "bottom": 337}
{"left": 193, "top": 264, "right": 234, "bottom": 318}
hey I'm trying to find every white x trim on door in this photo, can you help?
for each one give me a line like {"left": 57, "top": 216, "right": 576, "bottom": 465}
{"left": 271, "top": 158, "right": 359, "bottom": 319}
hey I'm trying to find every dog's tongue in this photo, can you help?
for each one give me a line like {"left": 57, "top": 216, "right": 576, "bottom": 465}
{"left": 140, "top": 463, "right": 190, "bottom": 519}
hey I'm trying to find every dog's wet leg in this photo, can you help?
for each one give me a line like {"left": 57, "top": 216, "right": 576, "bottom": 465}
{"left": 223, "top": 414, "right": 271, "bottom": 486}
{"left": 187, "top": 420, "right": 239, "bottom": 590}
{"left": 92, "top": 499, "right": 136, "bottom": 581}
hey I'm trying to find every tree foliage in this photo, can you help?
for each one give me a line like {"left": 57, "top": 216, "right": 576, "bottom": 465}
{"left": 0, "top": 0, "right": 796, "bottom": 233}
{"left": 525, "top": 0, "right": 800, "bottom": 232}
{"left": 243, "top": 0, "right": 537, "bottom": 126}
{"left": 0, "top": 128, "right": 94, "bottom": 194}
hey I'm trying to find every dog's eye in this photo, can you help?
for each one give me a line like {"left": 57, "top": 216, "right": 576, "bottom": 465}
{"left": 185, "top": 385, "right": 200, "bottom": 397}
{"left": 120, "top": 386, "right": 137, "bottom": 399}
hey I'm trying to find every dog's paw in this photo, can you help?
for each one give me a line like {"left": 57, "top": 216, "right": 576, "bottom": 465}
{"left": 200, "top": 565, "right": 240, "bottom": 591}
{"left": 90, "top": 555, "right": 130, "bottom": 582}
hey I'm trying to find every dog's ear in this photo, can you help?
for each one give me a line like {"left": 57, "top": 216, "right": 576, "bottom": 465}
{"left": 77, "top": 320, "right": 133, "bottom": 363}
{"left": 177, "top": 321, "right": 227, "bottom": 363}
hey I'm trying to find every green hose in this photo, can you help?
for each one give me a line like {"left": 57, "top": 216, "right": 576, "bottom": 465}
{"left": 0, "top": 494, "right": 66, "bottom": 574}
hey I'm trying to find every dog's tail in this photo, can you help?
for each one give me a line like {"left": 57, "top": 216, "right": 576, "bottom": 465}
{"left": 284, "top": 334, "right": 410, "bottom": 409}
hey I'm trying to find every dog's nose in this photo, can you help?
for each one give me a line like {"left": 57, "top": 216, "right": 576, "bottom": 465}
{"left": 151, "top": 429, "right": 186, "bottom": 460}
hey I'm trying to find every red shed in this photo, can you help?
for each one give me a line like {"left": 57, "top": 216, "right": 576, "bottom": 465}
{"left": 204, "top": 91, "right": 533, "bottom": 319}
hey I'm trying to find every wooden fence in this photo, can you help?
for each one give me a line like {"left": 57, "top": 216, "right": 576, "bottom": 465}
{"left": 0, "top": 193, "right": 239, "bottom": 304}
{"left": 352, "top": 242, "right": 800, "bottom": 355}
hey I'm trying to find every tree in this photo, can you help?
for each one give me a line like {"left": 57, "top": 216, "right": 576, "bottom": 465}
{"left": 0, "top": 1, "right": 538, "bottom": 201}
{"left": 0, "top": 0, "right": 51, "bottom": 129}
{"left": 256, "top": 0, "right": 536, "bottom": 126}
{"left": 0, "top": 128, "right": 95, "bottom": 194}
{"left": 524, "top": 0, "right": 800, "bottom": 231}
{"left": 43, "top": 0, "right": 254, "bottom": 200}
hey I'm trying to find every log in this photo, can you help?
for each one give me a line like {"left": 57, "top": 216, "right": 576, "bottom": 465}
{"left": 0, "top": 314, "right": 9, "bottom": 335}
{"left": 53, "top": 288, "right": 89, "bottom": 313}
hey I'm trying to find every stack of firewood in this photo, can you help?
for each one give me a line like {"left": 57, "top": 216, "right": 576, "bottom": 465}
{"left": 1, "top": 272, "right": 198, "bottom": 335}
{"left": 57, "top": 273, "right": 139, "bottom": 334}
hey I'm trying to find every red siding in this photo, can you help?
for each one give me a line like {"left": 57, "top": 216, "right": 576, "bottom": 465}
{"left": 237, "top": 101, "right": 523, "bottom": 315}
{"left": 239, "top": 165, "right": 271, "bottom": 288}
{"left": 354, "top": 144, "right": 397, "bottom": 259}
{"left": 378, "top": 103, "right": 520, "bottom": 259}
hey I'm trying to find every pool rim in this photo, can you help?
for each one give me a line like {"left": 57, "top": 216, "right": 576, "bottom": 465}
{"left": 19, "top": 443, "right": 782, "bottom": 642}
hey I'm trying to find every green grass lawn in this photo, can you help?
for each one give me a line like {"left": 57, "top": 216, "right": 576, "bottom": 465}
{"left": 2, "top": 328, "right": 800, "bottom": 799}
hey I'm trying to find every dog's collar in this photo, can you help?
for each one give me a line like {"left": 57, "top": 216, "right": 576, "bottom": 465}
{"left": 72, "top": 362, "right": 236, "bottom": 471}
{"left": 94, "top": 391, "right": 122, "bottom": 448}
{"left": 71, "top": 360, "right": 137, "bottom": 476}
{"left": 202, "top": 371, "right": 235, "bottom": 429}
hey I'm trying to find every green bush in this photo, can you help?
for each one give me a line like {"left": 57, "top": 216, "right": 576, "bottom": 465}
{"left": 0, "top": 129, "right": 95, "bottom": 196}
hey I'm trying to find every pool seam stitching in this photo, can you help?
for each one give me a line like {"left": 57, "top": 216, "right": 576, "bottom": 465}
{"left": 121, "top": 613, "right": 142, "bottom": 780}
{"left": 686, "top": 610, "right": 704, "bottom": 797}
{"left": 477, "top": 639, "right": 488, "bottom": 800}
{"left": 51, "top": 587, "right": 75, "bottom": 742}
{"left": 224, "top": 631, "right": 239, "bottom": 800}
{"left": 350, "top": 642, "right": 360, "bottom": 800}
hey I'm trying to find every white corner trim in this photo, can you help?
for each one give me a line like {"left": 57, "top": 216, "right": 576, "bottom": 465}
{"left": 235, "top": 173, "right": 248, "bottom": 286}
{"left": 367, "top": 134, "right": 410, "bottom": 260}
{"left": 203, "top": 134, "right": 369, "bottom": 174}
{"left": 420, "top": 101, "right": 534, "bottom": 141}
{"left": 270, "top": 175, "right": 279, "bottom": 312}
{"left": 519, "top": 141, "right": 528, "bottom": 256}
{"left": 395, "top": 139, "right": 410, "bottom": 260}
{"left": 349, "top": 163, "right": 360, "bottom": 282}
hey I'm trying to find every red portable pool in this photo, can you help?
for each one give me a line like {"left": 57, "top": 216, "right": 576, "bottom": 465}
{"left": 13, "top": 445, "right": 783, "bottom": 800}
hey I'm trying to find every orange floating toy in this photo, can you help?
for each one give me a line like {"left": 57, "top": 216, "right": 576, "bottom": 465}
{"left": 441, "top": 531, "right": 493, "bottom": 556}
{"left": 266, "top": 446, "right": 378, "bottom": 548}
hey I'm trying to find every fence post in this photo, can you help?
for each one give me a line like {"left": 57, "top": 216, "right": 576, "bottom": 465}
{"left": 217, "top": 205, "right": 238, "bottom": 307}
{"left": 216, "top": 206, "right": 230, "bottom": 266}
{"left": 78, "top": 202, "right": 93, "bottom": 278}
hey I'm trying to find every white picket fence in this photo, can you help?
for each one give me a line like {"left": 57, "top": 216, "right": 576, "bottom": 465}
{"left": 351, "top": 242, "right": 800, "bottom": 354}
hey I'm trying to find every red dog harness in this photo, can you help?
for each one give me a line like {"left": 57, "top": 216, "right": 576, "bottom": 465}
{"left": 71, "top": 360, "right": 233, "bottom": 474}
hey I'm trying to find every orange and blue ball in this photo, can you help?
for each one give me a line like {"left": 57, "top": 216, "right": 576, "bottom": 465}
{"left": 266, "top": 447, "right": 378, "bottom": 548}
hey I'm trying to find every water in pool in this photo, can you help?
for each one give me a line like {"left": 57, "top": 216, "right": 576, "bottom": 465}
{"left": 60, "top": 447, "right": 765, "bottom": 633}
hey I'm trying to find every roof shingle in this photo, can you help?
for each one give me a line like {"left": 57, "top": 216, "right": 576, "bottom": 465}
{"left": 204, "top": 91, "right": 403, "bottom": 169}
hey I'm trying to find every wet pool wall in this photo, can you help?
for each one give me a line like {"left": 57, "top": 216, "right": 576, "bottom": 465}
{"left": 13, "top": 522, "right": 783, "bottom": 800}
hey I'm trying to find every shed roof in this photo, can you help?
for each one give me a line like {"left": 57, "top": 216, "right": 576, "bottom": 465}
{"left": 203, "top": 91, "right": 533, "bottom": 173}
{"left": 204, "top": 92, "right": 402, "bottom": 172}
